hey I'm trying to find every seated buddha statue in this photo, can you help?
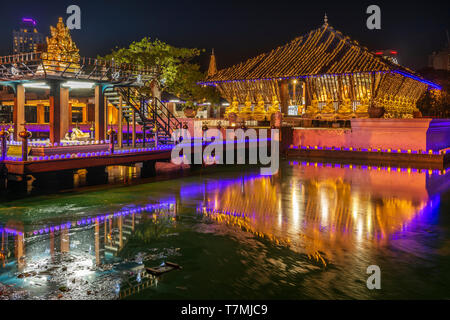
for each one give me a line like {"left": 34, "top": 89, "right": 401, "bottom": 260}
{"left": 338, "top": 97, "right": 353, "bottom": 114}
{"left": 267, "top": 95, "right": 280, "bottom": 119}
{"left": 252, "top": 94, "right": 267, "bottom": 121}
{"left": 306, "top": 98, "right": 319, "bottom": 114}
{"left": 399, "top": 97, "right": 406, "bottom": 107}
{"left": 225, "top": 96, "right": 239, "bottom": 119}
{"left": 356, "top": 98, "right": 369, "bottom": 113}
{"left": 239, "top": 94, "right": 253, "bottom": 121}
{"left": 321, "top": 98, "right": 336, "bottom": 114}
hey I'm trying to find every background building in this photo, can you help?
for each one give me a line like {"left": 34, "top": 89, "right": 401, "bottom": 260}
{"left": 12, "top": 17, "right": 45, "bottom": 54}
{"left": 429, "top": 48, "right": 450, "bottom": 71}
{"left": 428, "top": 31, "right": 450, "bottom": 71}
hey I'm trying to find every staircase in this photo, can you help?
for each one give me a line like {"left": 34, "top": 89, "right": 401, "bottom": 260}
{"left": 104, "top": 86, "right": 181, "bottom": 146}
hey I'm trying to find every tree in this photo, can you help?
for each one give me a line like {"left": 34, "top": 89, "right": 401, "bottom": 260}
{"left": 102, "top": 37, "right": 221, "bottom": 104}
{"left": 417, "top": 68, "right": 450, "bottom": 118}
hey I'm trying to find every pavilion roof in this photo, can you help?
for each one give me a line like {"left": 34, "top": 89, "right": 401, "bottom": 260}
{"left": 202, "top": 23, "right": 421, "bottom": 84}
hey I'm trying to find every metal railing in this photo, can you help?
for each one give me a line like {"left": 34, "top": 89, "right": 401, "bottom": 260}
{"left": 0, "top": 52, "right": 159, "bottom": 83}
{"left": 117, "top": 87, "right": 181, "bottom": 139}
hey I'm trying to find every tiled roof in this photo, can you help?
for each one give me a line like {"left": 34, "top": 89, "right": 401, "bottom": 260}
{"left": 203, "top": 23, "right": 418, "bottom": 84}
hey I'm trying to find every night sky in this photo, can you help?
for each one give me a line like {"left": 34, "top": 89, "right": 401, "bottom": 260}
{"left": 0, "top": 0, "right": 449, "bottom": 71}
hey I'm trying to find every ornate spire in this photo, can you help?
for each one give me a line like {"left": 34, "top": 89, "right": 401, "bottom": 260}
{"left": 323, "top": 13, "right": 328, "bottom": 26}
{"left": 42, "top": 17, "right": 80, "bottom": 72}
{"left": 207, "top": 48, "right": 217, "bottom": 77}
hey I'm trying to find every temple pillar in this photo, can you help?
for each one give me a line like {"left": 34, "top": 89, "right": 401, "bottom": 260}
{"left": 82, "top": 104, "right": 87, "bottom": 123}
{"left": 68, "top": 102, "right": 73, "bottom": 125}
{"left": 279, "top": 80, "right": 289, "bottom": 115}
{"left": 37, "top": 104, "right": 45, "bottom": 124}
{"left": 36, "top": 104, "right": 45, "bottom": 124}
{"left": 13, "top": 84, "right": 25, "bottom": 140}
{"left": 95, "top": 85, "right": 106, "bottom": 141}
{"left": 304, "top": 80, "right": 311, "bottom": 108}
{"left": 60, "top": 87, "right": 70, "bottom": 139}
{"left": 108, "top": 105, "right": 118, "bottom": 125}
{"left": 49, "top": 81, "right": 62, "bottom": 144}
{"left": 87, "top": 103, "right": 95, "bottom": 122}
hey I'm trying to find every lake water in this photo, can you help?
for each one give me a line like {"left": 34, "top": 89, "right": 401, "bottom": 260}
{"left": 1, "top": 161, "right": 449, "bottom": 299}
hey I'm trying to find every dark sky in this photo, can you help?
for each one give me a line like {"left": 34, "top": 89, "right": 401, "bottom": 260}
{"left": 0, "top": 0, "right": 449, "bottom": 71}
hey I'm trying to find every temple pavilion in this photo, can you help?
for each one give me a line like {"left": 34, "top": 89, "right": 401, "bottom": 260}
{"left": 0, "top": 18, "right": 179, "bottom": 146}
{"left": 201, "top": 16, "right": 441, "bottom": 120}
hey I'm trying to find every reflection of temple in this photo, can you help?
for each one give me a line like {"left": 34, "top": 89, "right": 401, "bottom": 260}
{"left": 201, "top": 16, "right": 440, "bottom": 119}
{"left": 0, "top": 202, "right": 176, "bottom": 270}
{"left": 197, "top": 164, "right": 445, "bottom": 265}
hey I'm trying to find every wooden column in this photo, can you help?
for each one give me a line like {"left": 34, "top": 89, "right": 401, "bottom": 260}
{"left": 49, "top": 81, "right": 61, "bottom": 144}
{"left": 95, "top": 85, "right": 106, "bottom": 141}
{"left": 108, "top": 105, "right": 118, "bottom": 125}
{"left": 68, "top": 102, "right": 73, "bottom": 125}
{"left": 87, "top": 103, "right": 95, "bottom": 122}
{"left": 13, "top": 84, "right": 25, "bottom": 140}
{"left": 118, "top": 96, "right": 123, "bottom": 148}
{"left": 36, "top": 104, "right": 45, "bottom": 124}
{"left": 60, "top": 87, "right": 70, "bottom": 140}
{"left": 279, "top": 80, "right": 289, "bottom": 115}
{"left": 304, "top": 80, "right": 311, "bottom": 109}
{"left": 82, "top": 104, "right": 87, "bottom": 123}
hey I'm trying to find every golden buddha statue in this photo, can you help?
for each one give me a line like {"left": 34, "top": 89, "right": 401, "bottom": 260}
{"left": 225, "top": 96, "right": 239, "bottom": 119}
{"left": 338, "top": 97, "right": 353, "bottom": 114}
{"left": 321, "top": 98, "right": 336, "bottom": 114}
{"left": 252, "top": 94, "right": 267, "bottom": 121}
{"left": 42, "top": 17, "right": 80, "bottom": 73}
{"left": 266, "top": 95, "right": 280, "bottom": 119}
{"left": 355, "top": 98, "right": 369, "bottom": 113}
{"left": 306, "top": 98, "right": 319, "bottom": 114}
{"left": 239, "top": 94, "right": 253, "bottom": 121}
{"left": 400, "top": 97, "right": 407, "bottom": 108}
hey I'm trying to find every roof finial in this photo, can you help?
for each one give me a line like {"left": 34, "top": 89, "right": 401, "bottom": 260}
{"left": 208, "top": 48, "right": 217, "bottom": 77}
{"left": 324, "top": 13, "right": 328, "bottom": 26}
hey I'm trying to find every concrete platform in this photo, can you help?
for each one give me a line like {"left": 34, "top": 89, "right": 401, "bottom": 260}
{"left": 286, "top": 147, "right": 448, "bottom": 169}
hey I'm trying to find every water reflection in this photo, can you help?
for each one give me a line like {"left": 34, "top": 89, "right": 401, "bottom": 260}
{"left": 196, "top": 161, "right": 447, "bottom": 266}
{"left": 0, "top": 203, "right": 176, "bottom": 299}
{"left": 0, "top": 160, "right": 449, "bottom": 299}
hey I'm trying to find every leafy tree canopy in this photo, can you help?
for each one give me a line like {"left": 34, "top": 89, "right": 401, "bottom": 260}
{"left": 102, "top": 37, "right": 220, "bottom": 105}
{"left": 417, "top": 68, "right": 450, "bottom": 118}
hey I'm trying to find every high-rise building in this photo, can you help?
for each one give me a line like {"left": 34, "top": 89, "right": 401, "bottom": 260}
{"left": 12, "top": 17, "right": 45, "bottom": 54}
